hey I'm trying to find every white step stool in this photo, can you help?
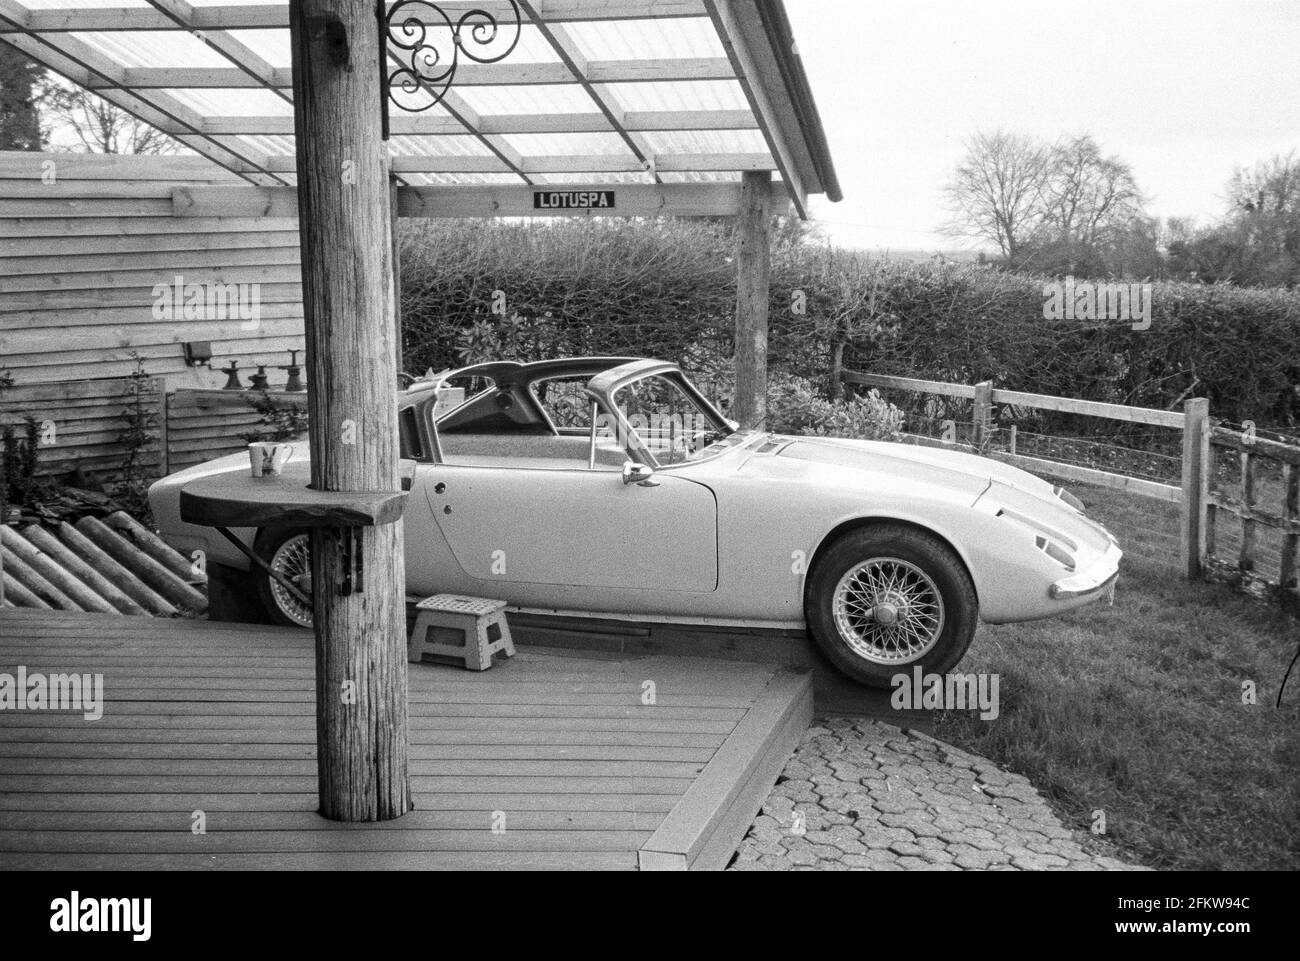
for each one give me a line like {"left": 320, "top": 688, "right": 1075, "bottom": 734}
{"left": 407, "top": 594, "right": 516, "bottom": 671}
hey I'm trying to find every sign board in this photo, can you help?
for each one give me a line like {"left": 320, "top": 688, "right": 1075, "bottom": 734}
{"left": 532, "top": 190, "right": 616, "bottom": 211}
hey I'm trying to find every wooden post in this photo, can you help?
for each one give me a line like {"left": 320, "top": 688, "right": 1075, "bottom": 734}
{"left": 1239, "top": 450, "right": 1257, "bottom": 572}
{"left": 391, "top": 174, "right": 404, "bottom": 378}
{"left": 972, "top": 380, "right": 993, "bottom": 452}
{"left": 733, "top": 170, "right": 771, "bottom": 430}
{"left": 289, "top": 0, "right": 411, "bottom": 822}
{"left": 1180, "top": 398, "right": 1210, "bottom": 579}
{"left": 1282, "top": 464, "right": 1298, "bottom": 591}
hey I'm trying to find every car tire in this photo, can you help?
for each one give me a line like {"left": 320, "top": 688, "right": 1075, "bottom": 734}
{"left": 805, "top": 524, "right": 978, "bottom": 688}
{"left": 253, "top": 527, "right": 314, "bottom": 629}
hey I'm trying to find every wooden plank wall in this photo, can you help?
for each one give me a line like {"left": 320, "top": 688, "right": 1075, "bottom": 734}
{"left": 0, "top": 150, "right": 304, "bottom": 387}
{"left": 0, "top": 376, "right": 165, "bottom": 480}
{"left": 166, "top": 388, "right": 308, "bottom": 474}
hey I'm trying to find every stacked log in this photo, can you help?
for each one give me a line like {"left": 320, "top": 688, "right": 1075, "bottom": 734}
{"left": 75, "top": 516, "right": 207, "bottom": 614}
{"left": 21, "top": 525, "right": 144, "bottom": 615}
{"left": 0, "top": 512, "right": 209, "bottom": 618}
{"left": 103, "top": 511, "right": 206, "bottom": 587}
{"left": 0, "top": 526, "right": 113, "bottom": 613}
{"left": 55, "top": 522, "right": 176, "bottom": 617}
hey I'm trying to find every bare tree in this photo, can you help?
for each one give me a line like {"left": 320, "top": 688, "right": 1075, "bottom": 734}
{"left": 1043, "top": 136, "right": 1143, "bottom": 244}
{"left": 942, "top": 130, "right": 1051, "bottom": 266}
{"left": 40, "top": 78, "right": 176, "bottom": 155}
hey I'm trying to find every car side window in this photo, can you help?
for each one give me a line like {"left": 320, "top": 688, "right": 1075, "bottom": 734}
{"left": 531, "top": 377, "right": 594, "bottom": 433}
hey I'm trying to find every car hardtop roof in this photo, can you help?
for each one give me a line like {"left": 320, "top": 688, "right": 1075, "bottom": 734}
{"left": 585, "top": 359, "right": 683, "bottom": 396}
{"left": 405, "top": 356, "right": 664, "bottom": 397}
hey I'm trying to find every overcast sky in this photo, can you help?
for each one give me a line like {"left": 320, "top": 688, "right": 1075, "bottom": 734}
{"left": 788, "top": 0, "right": 1300, "bottom": 252}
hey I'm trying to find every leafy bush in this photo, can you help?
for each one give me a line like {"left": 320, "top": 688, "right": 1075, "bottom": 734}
{"left": 2, "top": 417, "right": 41, "bottom": 509}
{"left": 766, "top": 375, "right": 903, "bottom": 440}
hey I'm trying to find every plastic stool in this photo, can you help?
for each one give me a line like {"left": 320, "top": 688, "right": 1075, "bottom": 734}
{"left": 407, "top": 594, "right": 515, "bottom": 671}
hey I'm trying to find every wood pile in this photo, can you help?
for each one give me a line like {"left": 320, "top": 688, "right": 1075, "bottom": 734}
{"left": 0, "top": 511, "right": 206, "bottom": 617}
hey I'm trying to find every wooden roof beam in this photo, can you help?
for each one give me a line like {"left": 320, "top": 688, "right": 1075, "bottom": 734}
{"left": 258, "top": 152, "right": 775, "bottom": 174}
{"left": 0, "top": 1, "right": 708, "bottom": 33}
{"left": 169, "top": 109, "right": 758, "bottom": 138}
{"left": 80, "top": 58, "right": 735, "bottom": 90}
{"left": 171, "top": 182, "right": 784, "bottom": 219}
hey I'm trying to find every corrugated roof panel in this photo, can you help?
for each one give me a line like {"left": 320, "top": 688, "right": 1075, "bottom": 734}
{"left": 609, "top": 80, "right": 750, "bottom": 113}
{"left": 162, "top": 87, "right": 289, "bottom": 115}
{"left": 532, "top": 171, "right": 655, "bottom": 185}
{"left": 641, "top": 129, "right": 770, "bottom": 156}
{"left": 389, "top": 134, "right": 494, "bottom": 157}
{"left": 17, "top": 0, "right": 150, "bottom": 8}
{"left": 455, "top": 84, "right": 600, "bottom": 116}
{"left": 225, "top": 29, "right": 291, "bottom": 68}
{"left": 73, "top": 31, "right": 231, "bottom": 69}
{"left": 562, "top": 17, "right": 724, "bottom": 61}
{"left": 501, "top": 132, "right": 630, "bottom": 156}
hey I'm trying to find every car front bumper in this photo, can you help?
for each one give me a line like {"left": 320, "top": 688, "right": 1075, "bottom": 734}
{"left": 1049, "top": 538, "right": 1122, "bottom": 600}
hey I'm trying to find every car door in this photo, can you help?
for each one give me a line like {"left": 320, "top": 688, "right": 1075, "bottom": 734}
{"left": 424, "top": 462, "right": 718, "bottom": 593}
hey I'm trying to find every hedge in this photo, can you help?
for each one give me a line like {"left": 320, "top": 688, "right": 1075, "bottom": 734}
{"left": 398, "top": 219, "right": 1300, "bottom": 430}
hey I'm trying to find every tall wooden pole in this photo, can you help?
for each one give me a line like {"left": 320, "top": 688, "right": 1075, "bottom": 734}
{"left": 289, "top": 0, "right": 411, "bottom": 821}
{"left": 733, "top": 170, "right": 771, "bottom": 430}
{"left": 391, "top": 174, "right": 404, "bottom": 377}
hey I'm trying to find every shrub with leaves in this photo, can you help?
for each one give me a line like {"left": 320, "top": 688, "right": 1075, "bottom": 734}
{"left": 766, "top": 374, "right": 903, "bottom": 440}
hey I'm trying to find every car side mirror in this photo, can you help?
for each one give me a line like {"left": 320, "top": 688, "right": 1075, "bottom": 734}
{"left": 622, "top": 461, "right": 659, "bottom": 487}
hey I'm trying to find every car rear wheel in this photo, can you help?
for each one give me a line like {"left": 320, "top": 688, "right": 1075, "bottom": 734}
{"left": 805, "top": 524, "right": 977, "bottom": 687}
{"left": 254, "top": 527, "right": 313, "bottom": 628}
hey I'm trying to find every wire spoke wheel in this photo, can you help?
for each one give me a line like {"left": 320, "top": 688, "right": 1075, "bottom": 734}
{"left": 268, "top": 532, "right": 313, "bottom": 628}
{"left": 832, "top": 556, "right": 945, "bottom": 665}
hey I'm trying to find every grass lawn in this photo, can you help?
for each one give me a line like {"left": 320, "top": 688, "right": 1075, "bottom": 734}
{"left": 932, "top": 483, "right": 1300, "bottom": 871}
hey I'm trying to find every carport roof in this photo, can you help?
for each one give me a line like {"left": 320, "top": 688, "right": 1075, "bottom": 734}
{"left": 0, "top": 0, "right": 842, "bottom": 215}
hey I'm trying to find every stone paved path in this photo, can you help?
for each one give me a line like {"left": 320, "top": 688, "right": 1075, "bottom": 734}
{"left": 730, "top": 717, "right": 1146, "bottom": 871}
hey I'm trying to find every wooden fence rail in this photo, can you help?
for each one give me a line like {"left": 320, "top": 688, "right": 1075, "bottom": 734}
{"left": 842, "top": 369, "right": 1211, "bottom": 582}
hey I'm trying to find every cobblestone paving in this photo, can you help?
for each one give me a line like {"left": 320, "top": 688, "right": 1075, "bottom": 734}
{"left": 730, "top": 717, "right": 1147, "bottom": 871}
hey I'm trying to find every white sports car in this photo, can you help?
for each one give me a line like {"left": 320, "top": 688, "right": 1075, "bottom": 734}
{"left": 149, "top": 357, "right": 1121, "bottom": 686}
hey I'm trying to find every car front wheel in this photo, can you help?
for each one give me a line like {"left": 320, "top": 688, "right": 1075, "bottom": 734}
{"left": 805, "top": 524, "right": 978, "bottom": 687}
{"left": 254, "top": 527, "right": 313, "bottom": 628}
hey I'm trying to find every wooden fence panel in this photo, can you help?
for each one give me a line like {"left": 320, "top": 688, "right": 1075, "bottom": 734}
{"left": 0, "top": 377, "right": 166, "bottom": 481}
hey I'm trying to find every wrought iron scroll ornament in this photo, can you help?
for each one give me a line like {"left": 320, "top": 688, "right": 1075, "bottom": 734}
{"left": 380, "top": 0, "right": 523, "bottom": 139}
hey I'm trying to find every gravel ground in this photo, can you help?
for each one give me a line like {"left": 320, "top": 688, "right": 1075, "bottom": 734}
{"left": 729, "top": 717, "right": 1147, "bottom": 871}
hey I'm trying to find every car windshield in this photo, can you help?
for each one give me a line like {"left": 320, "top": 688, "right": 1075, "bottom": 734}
{"left": 612, "top": 373, "right": 730, "bottom": 466}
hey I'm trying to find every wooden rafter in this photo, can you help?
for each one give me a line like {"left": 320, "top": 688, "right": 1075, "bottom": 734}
{"left": 258, "top": 152, "right": 774, "bottom": 174}
{"left": 0, "top": 1, "right": 710, "bottom": 33}
{"left": 162, "top": 110, "right": 758, "bottom": 138}
{"left": 79, "top": 58, "right": 734, "bottom": 90}
{"left": 169, "top": 182, "right": 769, "bottom": 219}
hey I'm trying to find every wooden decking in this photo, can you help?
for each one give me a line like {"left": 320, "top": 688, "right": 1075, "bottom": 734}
{"left": 0, "top": 611, "right": 810, "bottom": 870}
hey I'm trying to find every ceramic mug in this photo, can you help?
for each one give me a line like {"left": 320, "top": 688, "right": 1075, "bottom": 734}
{"left": 249, "top": 441, "right": 294, "bottom": 478}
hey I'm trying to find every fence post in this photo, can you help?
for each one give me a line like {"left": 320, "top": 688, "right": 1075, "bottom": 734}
{"left": 972, "top": 381, "right": 993, "bottom": 452}
{"left": 1180, "top": 397, "right": 1210, "bottom": 579}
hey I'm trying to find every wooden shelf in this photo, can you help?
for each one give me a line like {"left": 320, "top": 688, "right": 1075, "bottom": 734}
{"left": 179, "top": 461, "right": 406, "bottom": 529}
